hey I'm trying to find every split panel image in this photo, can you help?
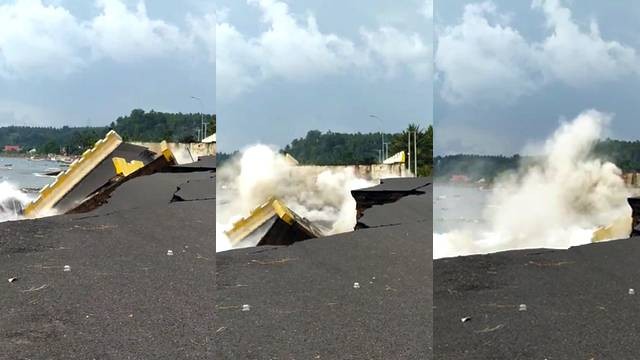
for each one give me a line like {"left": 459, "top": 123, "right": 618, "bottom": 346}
{"left": 0, "top": 1, "right": 216, "bottom": 358}
{"left": 215, "top": 0, "right": 433, "bottom": 358}
{"left": 433, "top": 0, "right": 640, "bottom": 358}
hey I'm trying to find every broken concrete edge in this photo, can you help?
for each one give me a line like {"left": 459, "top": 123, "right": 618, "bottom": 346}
{"left": 66, "top": 149, "right": 178, "bottom": 215}
{"left": 224, "top": 177, "right": 431, "bottom": 249}
{"left": 225, "top": 197, "right": 324, "bottom": 247}
{"left": 22, "top": 131, "right": 123, "bottom": 218}
{"left": 112, "top": 157, "right": 145, "bottom": 176}
{"left": 351, "top": 177, "right": 431, "bottom": 221}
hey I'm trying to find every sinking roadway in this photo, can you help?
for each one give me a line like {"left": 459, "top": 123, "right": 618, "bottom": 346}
{"left": 216, "top": 177, "right": 433, "bottom": 359}
{"left": 0, "top": 162, "right": 215, "bottom": 359}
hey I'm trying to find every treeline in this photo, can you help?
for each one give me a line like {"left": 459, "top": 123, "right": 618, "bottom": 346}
{"left": 0, "top": 110, "right": 216, "bottom": 155}
{"left": 593, "top": 139, "right": 640, "bottom": 172}
{"left": 283, "top": 124, "right": 433, "bottom": 176}
{"left": 217, "top": 125, "right": 433, "bottom": 176}
{"left": 434, "top": 138, "right": 640, "bottom": 181}
{"left": 434, "top": 154, "right": 522, "bottom": 181}
{"left": 109, "top": 109, "right": 215, "bottom": 143}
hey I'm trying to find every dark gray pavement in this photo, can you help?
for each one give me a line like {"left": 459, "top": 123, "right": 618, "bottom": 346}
{"left": 54, "top": 143, "right": 156, "bottom": 212}
{"left": 0, "top": 169, "right": 215, "bottom": 359}
{"left": 358, "top": 183, "right": 431, "bottom": 228}
{"left": 434, "top": 238, "right": 640, "bottom": 359}
{"left": 216, "top": 177, "right": 432, "bottom": 359}
{"left": 355, "top": 178, "right": 431, "bottom": 193}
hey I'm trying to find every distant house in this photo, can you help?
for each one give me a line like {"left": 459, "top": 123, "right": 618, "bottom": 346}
{"left": 450, "top": 174, "right": 470, "bottom": 183}
{"left": 3, "top": 145, "right": 21, "bottom": 152}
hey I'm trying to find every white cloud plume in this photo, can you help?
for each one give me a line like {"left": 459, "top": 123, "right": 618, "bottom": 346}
{"left": 216, "top": 0, "right": 430, "bottom": 102}
{"left": 421, "top": 0, "right": 433, "bottom": 19}
{"left": 0, "top": 0, "right": 89, "bottom": 78}
{"left": 361, "top": 26, "right": 431, "bottom": 79}
{"left": 89, "top": 0, "right": 189, "bottom": 62}
{"left": 0, "top": 0, "right": 215, "bottom": 79}
{"left": 436, "top": 0, "right": 640, "bottom": 104}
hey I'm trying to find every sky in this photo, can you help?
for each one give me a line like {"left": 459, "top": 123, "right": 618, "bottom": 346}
{"left": 435, "top": 0, "right": 640, "bottom": 155}
{"left": 215, "top": 0, "right": 432, "bottom": 152}
{"left": 0, "top": 0, "right": 215, "bottom": 130}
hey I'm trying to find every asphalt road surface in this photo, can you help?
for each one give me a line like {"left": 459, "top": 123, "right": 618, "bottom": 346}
{"left": 0, "top": 169, "right": 215, "bottom": 359}
{"left": 216, "top": 178, "right": 432, "bottom": 359}
{"left": 434, "top": 237, "right": 640, "bottom": 359}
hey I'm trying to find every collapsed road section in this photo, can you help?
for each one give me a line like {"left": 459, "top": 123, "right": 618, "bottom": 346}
{"left": 352, "top": 177, "right": 431, "bottom": 228}
{"left": 226, "top": 197, "right": 324, "bottom": 247}
{"left": 0, "top": 131, "right": 215, "bottom": 359}
{"left": 215, "top": 177, "right": 432, "bottom": 359}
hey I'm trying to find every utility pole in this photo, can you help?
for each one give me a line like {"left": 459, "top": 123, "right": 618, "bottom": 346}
{"left": 191, "top": 96, "right": 205, "bottom": 141}
{"left": 369, "top": 114, "right": 385, "bottom": 164}
{"left": 414, "top": 131, "right": 418, "bottom": 177}
{"left": 408, "top": 131, "right": 412, "bottom": 175}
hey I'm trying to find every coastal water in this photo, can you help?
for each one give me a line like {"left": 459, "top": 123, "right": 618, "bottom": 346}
{"left": 434, "top": 183, "right": 488, "bottom": 233}
{"left": 0, "top": 157, "right": 63, "bottom": 189}
{"left": 0, "top": 156, "right": 63, "bottom": 222}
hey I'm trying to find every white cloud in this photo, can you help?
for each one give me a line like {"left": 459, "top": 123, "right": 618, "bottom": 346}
{"left": 0, "top": 0, "right": 215, "bottom": 79}
{"left": 89, "top": 0, "right": 189, "bottom": 62}
{"left": 361, "top": 26, "right": 431, "bottom": 79}
{"left": 188, "top": 12, "right": 216, "bottom": 64}
{"left": 532, "top": 0, "right": 639, "bottom": 86}
{"left": 421, "top": 0, "right": 433, "bottom": 19}
{"left": 250, "top": 0, "right": 364, "bottom": 80}
{"left": 436, "top": 2, "right": 541, "bottom": 103}
{"left": 216, "top": 21, "right": 261, "bottom": 101}
{"left": 216, "top": 0, "right": 430, "bottom": 102}
{"left": 0, "top": 0, "right": 89, "bottom": 78}
{"left": 436, "top": 0, "right": 640, "bottom": 104}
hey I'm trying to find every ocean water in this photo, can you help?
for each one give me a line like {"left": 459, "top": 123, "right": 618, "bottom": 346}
{"left": 0, "top": 157, "right": 63, "bottom": 189}
{"left": 434, "top": 183, "right": 488, "bottom": 233}
{"left": 0, "top": 156, "right": 63, "bottom": 222}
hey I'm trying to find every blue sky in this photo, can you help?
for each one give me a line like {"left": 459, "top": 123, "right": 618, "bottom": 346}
{"left": 215, "top": 0, "right": 432, "bottom": 152}
{"left": 435, "top": 0, "right": 640, "bottom": 155}
{"left": 0, "top": 0, "right": 215, "bottom": 130}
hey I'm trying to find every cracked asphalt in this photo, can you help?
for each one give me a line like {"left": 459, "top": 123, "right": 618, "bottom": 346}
{"left": 0, "top": 167, "right": 215, "bottom": 359}
{"left": 216, "top": 177, "right": 432, "bottom": 359}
